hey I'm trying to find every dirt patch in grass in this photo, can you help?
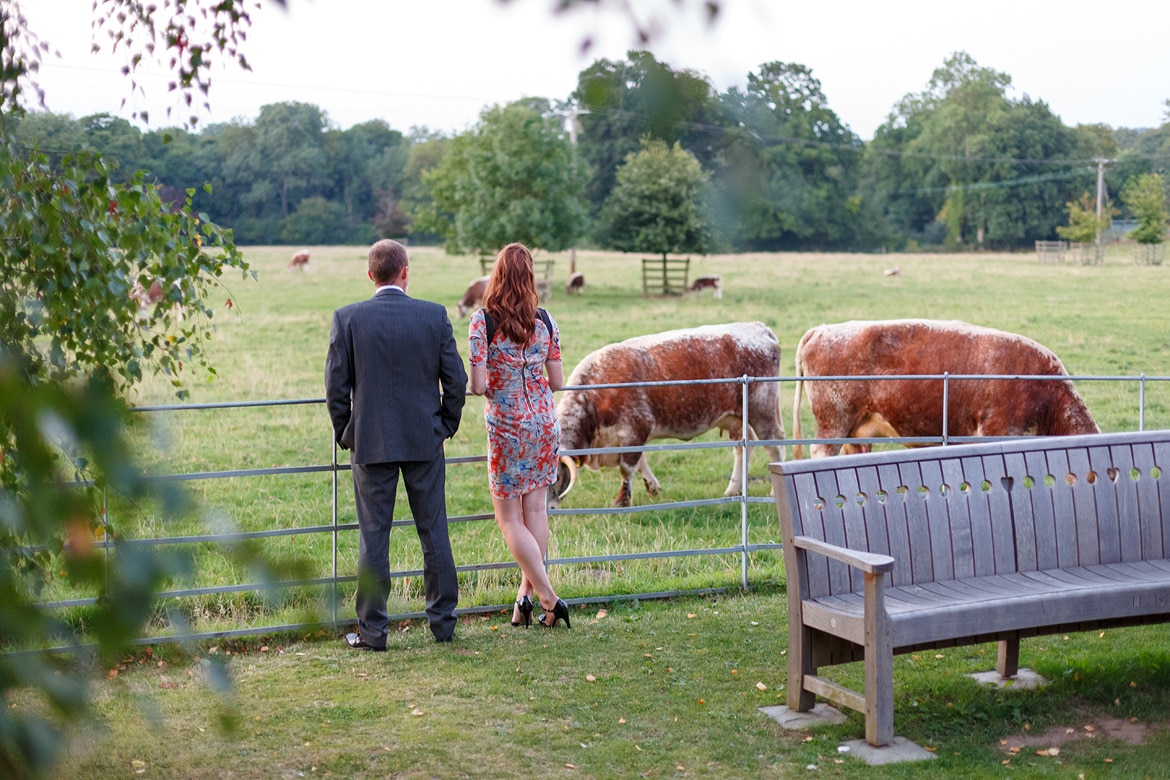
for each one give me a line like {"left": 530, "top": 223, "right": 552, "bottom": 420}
{"left": 999, "top": 716, "right": 1167, "bottom": 753}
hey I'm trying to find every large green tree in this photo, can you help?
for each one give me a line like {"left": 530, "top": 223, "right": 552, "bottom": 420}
{"left": 0, "top": 2, "right": 305, "bottom": 775}
{"left": 857, "top": 51, "right": 1092, "bottom": 249}
{"left": 421, "top": 100, "right": 590, "bottom": 255}
{"left": 595, "top": 137, "right": 711, "bottom": 259}
{"left": 573, "top": 51, "right": 721, "bottom": 215}
{"left": 1121, "top": 172, "right": 1168, "bottom": 244}
{"left": 710, "top": 62, "right": 862, "bottom": 250}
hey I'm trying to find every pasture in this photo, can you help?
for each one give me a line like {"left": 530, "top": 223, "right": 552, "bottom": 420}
{"left": 39, "top": 244, "right": 1170, "bottom": 777}
{"left": 89, "top": 243, "right": 1170, "bottom": 637}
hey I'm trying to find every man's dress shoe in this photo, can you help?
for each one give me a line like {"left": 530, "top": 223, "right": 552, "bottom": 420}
{"left": 344, "top": 632, "right": 386, "bottom": 651}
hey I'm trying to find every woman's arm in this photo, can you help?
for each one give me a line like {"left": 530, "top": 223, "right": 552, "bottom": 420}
{"left": 545, "top": 360, "right": 563, "bottom": 392}
{"left": 470, "top": 364, "right": 487, "bottom": 396}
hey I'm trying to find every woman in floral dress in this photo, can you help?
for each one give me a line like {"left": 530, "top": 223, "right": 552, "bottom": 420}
{"left": 468, "top": 243, "right": 571, "bottom": 629}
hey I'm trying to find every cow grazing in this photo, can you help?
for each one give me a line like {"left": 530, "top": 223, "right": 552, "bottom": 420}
{"left": 288, "top": 250, "right": 311, "bottom": 270}
{"left": 456, "top": 275, "right": 490, "bottom": 318}
{"left": 129, "top": 279, "right": 165, "bottom": 320}
{"left": 791, "top": 319, "right": 1100, "bottom": 459}
{"left": 565, "top": 271, "right": 585, "bottom": 295}
{"left": 551, "top": 321, "right": 785, "bottom": 507}
{"left": 688, "top": 275, "right": 723, "bottom": 299}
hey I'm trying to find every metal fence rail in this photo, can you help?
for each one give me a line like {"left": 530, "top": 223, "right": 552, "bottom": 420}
{"left": 45, "top": 371, "right": 1170, "bottom": 645}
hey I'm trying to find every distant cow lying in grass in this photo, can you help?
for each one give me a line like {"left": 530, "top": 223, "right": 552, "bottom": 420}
{"left": 456, "top": 275, "right": 490, "bottom": 318}
{"left": 688, "top": 275, "right": 722, "bottom": 299}
{"left": 791, "top": 319, "right": 1100, "bottom": 458}
{"left": 288, "top": 250, "right": 311, "bottom": 270}
{"left": 551, "top": 321, "right": 785, "bottom": 507}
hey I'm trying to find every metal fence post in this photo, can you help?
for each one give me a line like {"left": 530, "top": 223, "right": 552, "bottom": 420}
{"left": 740, "top": 375, "right": 750, "bottom": 590}
{"left": 1140, "top": 373, "right": 1147, "bottom": 431}
{"left": 941, "top": 372, "right": 950, "bottom": 446}
{"left": 331, "top": 438, "right": 340, "bottom": 629}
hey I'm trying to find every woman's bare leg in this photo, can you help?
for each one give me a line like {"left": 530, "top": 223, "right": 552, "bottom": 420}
{"left": 493, "top": 493, "right": 558, "bottom": 610}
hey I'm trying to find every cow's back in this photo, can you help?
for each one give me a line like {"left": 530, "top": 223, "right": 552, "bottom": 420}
{"left": 566, "top": 322, "right": 780, "bottom": 440}
{"left": 798, "top": 319, "right": 1096, "bottom": 441}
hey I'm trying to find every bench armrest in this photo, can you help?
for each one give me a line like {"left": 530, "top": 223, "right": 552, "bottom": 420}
{"left": 792, "top": 535, "right": 895, "bottom": 575}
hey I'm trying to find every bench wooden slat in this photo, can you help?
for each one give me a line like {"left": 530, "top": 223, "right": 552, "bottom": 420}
{"left": 980, "top": 453, "right": 1018, "bottom": 574}
{"left": 1024, "top": 449, "right": 1060, "bottom": 569}
{"left": 1065, "top": 445, "right": 1102, "bottom": 565}
{"left": 876, "top": 463, "right": 913, "bottom": 586}
{"left": 1090, "top": 443, "right": 1125, "bottom": 563}
{"left": 836, "top": 466, "right": 872, "bottom": 593}
{"left": 1118, "top": 444, "right": 1146, "bottom": 561}
{"left": 896, "top": 461, "right": 936, "bottom": 584}
{"left": 956, "top": 456, "right": 995, "bottom": 575}
{"left": 1134, "top": 442, "right": 1168, "bottom": 557}
{"left": 939, "top": 456, "right": 977, "bottom": 579}
{"left": 1002, "top": 452, "right": 1037, "bottom": 571}
{"left": 1046, "top": 448, "right": 1082, "bottom": 568}
{"left": 916, "top": 459, "right": 955, "bottom": 581}
{"left": 814, "top": 470, "right": 853, "bottom": 595}
{"left": 857, "top": 465, "right": 893, "bottom": 559}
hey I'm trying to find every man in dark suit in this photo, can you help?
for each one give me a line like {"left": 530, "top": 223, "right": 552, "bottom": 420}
{"left": 325, "top": 239, "right": 468, "bottom": 648}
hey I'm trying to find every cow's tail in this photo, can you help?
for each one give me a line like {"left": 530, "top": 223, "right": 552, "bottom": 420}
{"left": 791, "top": 335, "right": 807, "bottom": 460}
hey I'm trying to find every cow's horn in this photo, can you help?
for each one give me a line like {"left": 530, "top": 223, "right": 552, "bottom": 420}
{"left": 557, "top": 455, "right": 578, "bottom": 499}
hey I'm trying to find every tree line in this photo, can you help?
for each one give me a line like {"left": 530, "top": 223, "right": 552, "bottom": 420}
{"left": 13, "top": 50, "right": 1169, "bottom": 254}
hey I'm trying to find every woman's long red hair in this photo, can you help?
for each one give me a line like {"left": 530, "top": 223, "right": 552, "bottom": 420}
{"left": 482, "top": 243, "right": 538, "bottom": 344}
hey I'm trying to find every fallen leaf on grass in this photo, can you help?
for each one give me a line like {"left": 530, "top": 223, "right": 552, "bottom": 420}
{"left": 565, "top": 764, "right": 576, "bottom": 769}
{"left": 411, "top": 708, "right": 424, "bottom": 716}
{"left": 586, "top": 674, "right": 597, "bottom": 682}
{"left": 618, "top": 717, "right": 626, "bottom": 724}
{"left": 756, "top": 682, "right": 767, "bottom": 691}
{"left": 596, "top": 609, "right": 608, "bottom": 619}
{"left": 1035, "top": 747, "right": 1060, "bottom": 757}
{"left": 687, "top": 614, "right": 696, "bottom": 619}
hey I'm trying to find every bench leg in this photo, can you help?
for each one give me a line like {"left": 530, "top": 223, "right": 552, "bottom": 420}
{"left": 864, "top": 571, "right": 893, "bottom": 747}
{"left": 788, "top": 621, "right": 818, "bottom": 712}
{"left": 997, "top": 639, "right": 1020, "bottom": 678}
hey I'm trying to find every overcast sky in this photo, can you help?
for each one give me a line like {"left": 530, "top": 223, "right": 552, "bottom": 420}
{"left": 22, "top": 0, "right": 1170, "bottom": 139}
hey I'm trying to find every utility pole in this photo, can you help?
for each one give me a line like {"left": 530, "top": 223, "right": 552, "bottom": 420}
{"left": 1094, "top": 157, "right": 1112, "bottom": 253}
{"left": 554, "top": 105, "right": 589, "bottom": 273}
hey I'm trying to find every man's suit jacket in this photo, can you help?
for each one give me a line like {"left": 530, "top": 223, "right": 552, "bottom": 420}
{"left": 325, "top": 288, "right": 468, "bottom": 464}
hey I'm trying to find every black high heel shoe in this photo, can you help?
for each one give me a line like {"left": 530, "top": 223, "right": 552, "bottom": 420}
{"left": 538, "top": 599, "right": 571, "bottom": 629}
{"left": 511, "top": 595, "right": 533, "bottom": 628}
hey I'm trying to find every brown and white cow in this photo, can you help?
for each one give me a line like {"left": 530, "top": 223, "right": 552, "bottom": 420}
{"left": 688, "top": 275, "right": 723, "bottom": 299}
{"left": 791, "top": 319, "right": 1100, "bottom": 458}
{"left": 551, "top": 321, "right": 785, "bottom": 507}
{"left": 565, "top": 271, "right": 585, "bottom": 295}
{"left": 456, "top": 275, "right": 490, "bottom": 318}
{"left": 288, "top": 249, "right": 311, "bottom": 270}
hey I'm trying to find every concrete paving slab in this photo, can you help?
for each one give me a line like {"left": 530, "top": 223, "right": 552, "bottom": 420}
{"left": 838, "top": 737, "right": 938, "bottom": 765}
{"left": 759, "top": 703, "right": 848, "bottom": 729}
{"left": 968, "top": 667, "right": 1049, "bottom": 689}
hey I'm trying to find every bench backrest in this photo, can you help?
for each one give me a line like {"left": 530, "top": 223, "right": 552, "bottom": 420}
{"left": 770, "top": 431, "right": 1170, "bottom": 600}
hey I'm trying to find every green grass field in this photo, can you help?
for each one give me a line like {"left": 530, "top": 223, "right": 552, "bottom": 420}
{"left": 30, "top": 244, "right": 1170, "bottom": 777}
{"left": 73, "top": 243, "right": 1170, "bottom": 636}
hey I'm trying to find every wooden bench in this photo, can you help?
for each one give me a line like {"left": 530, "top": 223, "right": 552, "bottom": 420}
{"left": 481, "top": 256, "right": 556, "bottom": 301}
{"left": 769, "top": 430, "right": 1170, "bottom": 747}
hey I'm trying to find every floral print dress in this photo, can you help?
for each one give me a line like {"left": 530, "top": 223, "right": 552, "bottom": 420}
{"left": 468, "top": 310, "right": 562, "bottom": 499}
